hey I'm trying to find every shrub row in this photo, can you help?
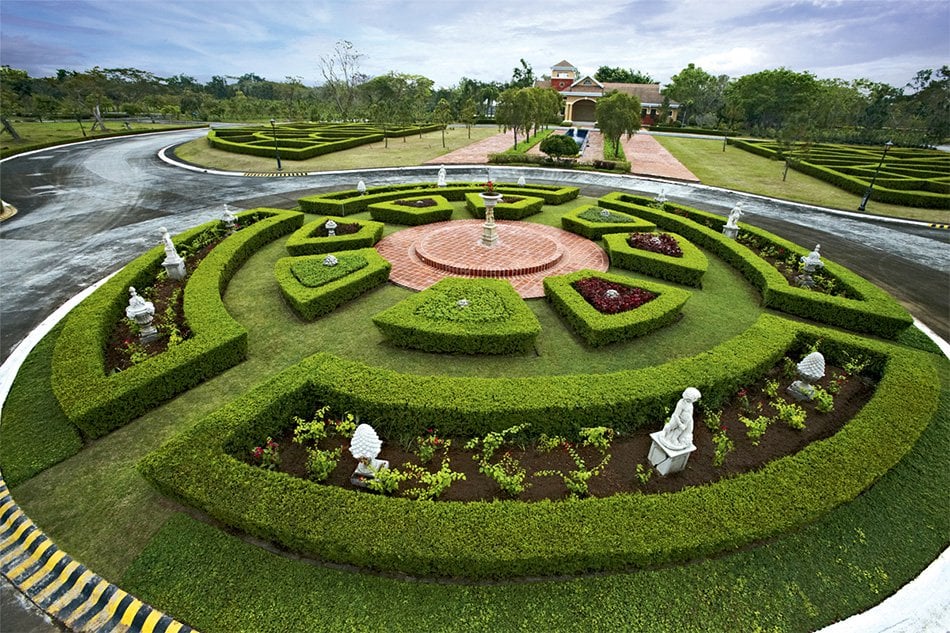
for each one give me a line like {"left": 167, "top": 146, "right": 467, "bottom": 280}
{"left": 597, "top": 193, "right": 912, "bottom": 338}
{"left": 543, "top": 270, "right": 691, "bottom": 347}
{"left": 368, "top": 195, "right": 455, "bottom": 225}
{"left": 285, "top": 217, "right": 384, "bottom": 256}
{"left": 275, "top": 248, "right": 391, "bottom": 321}
{"left": 298, "top": 182, "right": 579, "bottom": 215}
{"left": 51, "top": 209, "right": 304, "bottom": 438}
{"left": 603, "top": 231, "right": 708, "bottom": 288}
{"left": 372, "top": 278, "right": 541, "bottom": 355}
{"left": 464, "top": 193, "right": 544, "bottom": 220}
{"left": 560, "top": 205, "right": 656, "bottom": 240}
{"left": 487, "top": 152, "right": 632, "bottom": 173}
{"left": 208, "top": 128, "right": 383, "bottom": 161}
{"left": 138, "top": 316, "right": 939, "bottom": 578}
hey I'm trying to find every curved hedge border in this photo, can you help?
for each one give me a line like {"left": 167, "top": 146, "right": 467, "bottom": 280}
{"left": 368, "top": 195, "right": 454, "bottom": 225}
{"left": 138, "top": 315, "right": 939, "bottom": 578}
{"left": 543, "top": 269, "right": 691, "bottom": 346}
{"left": 372, "top": 277, "right": 541, "bottom": 354}
{"left": 603, "top": 231, "right": 708, "bottom": 288}
{"left": 275, "top": 249, "right": 391, "bottom": 321}
{"left": 598, "top": 193, "right": 912, "bottom": 338}
{"left": 208, "top": 128, "right": 383, "bottom": 161}
{"left": 51, "top": 208, "right": 304, "bottom": 438}
{"left": 560, "top": 205, "right": 656, "bottom": 240}
{"left": 464, "top": 192, "right": 544, "bottom": 220}
{"left": 298, "top": 182, "right": 579, "bottom": 216}
{"left": 285, "top": 217, "right": 384, "bottom": 256}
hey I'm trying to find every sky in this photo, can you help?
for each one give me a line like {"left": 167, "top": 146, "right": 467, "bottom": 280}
{"left": 1, "top": 0, "right": 948, "bottom": 90}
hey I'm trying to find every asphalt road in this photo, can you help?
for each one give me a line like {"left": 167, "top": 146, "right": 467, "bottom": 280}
{"left": 0, "top": 129, "right": 947, "bottom": 631}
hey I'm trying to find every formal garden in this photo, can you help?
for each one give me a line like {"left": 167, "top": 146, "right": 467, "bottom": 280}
{"left": 0, "top": 180, "right": 947, "bottom": 632}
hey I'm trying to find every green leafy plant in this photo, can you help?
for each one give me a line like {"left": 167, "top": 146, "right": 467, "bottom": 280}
{"left": 413, "top": 428, "right": 448, "bottom": 464}
{"left": 365, "top": 465, "right": 405, "bottom": 495}
{"left": 740, "top": 415, "right": 771, "bottom": 445}
{"left": 781, "top": 356, "right": 798, "bottom": 379}
{"left": 700, "top": 405, "right": 722, "bottom": 432}
{"left": 251, "top": 437, "right": 280, "bottom": 470}
{"left": 712, "top": 426, "right": 735, "bottom": 467}
{"left": 736, "top": 388, "right": 752, "bottom": 414}
{"left": 331, "top": 412, "right": 358, "bottom": 438}
{"left": 811, "top": 386, "right": 835, "bottom": 413}
{"left": 635, "top": 462, "right": 653, "bottom": 484}
{"left": 536, "top": 427, "right": 614, "bottom": 498}
{"left": 292, "top": 408, "right": 330, "bottom": 445}
{"left": 305, "top": 447, "right": 341, "bottom": 482}
{"left": 464, "top": 424, "right": 532, "bottom": 497}
{"left": 536, "top": 433, "right": 567, "bottom": 452}
{"left": 772, "top": 399, "right": 807, "bottom": 430}
{"left": 842, "top": 352, "right": 871, "bottom": 376}
{"left": 121, "top": 339, "right": 150, "bottom": 366}
{"left": 579, "top": 426, "right": 615, "bottom": 453}
{"left": 827, "top": 370, "right": 847, "bottom": 394}
{"left": 764, "top": 379, "right": 780, "bottom": 398}
{"left": 400, "top": 457, "right": 466, "bottom": 501}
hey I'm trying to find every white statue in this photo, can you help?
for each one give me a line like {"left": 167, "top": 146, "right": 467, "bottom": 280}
{"left": 125, "top": 286, "right": 158, "bottom": 342}
{"left": 325, "top": 219, "right": 338, "bottom": 237}
{"left": 788, "top": 351, "right": 825, "bottom": 401}
{"left": 437, "top": 165, "right": 447, "bottom": 187}
{"left": 323, "top": 254, "right": 338, "bottom": 267}
{"left": 222, "top": 204, "right": 237, "bottom": 230}
{"left": 357, "top": 180, "right": 367, "bottom": 195}
{"left": 660, "top": 388, "right": 701, "bottom": 449}
{"left": 726, "top": 202, "right": 743, "bottom": 228}
{"left": 159, "top": 227, "right": 180, "bottom": 261}
{"left": 517, "top": 175, "right": 526, "bottom": 186}
{"left": 350, "top": 423, "right": 388, "bottom": 476}
{"left": 655, "top": 188, "right": 667, "bottom": 204}
{"left": 801, "top": 244, "right": 824, "bottom": 273}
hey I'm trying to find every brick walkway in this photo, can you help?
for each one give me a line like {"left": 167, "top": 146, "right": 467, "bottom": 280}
{"left": 622, "top": 133, "right": 700, "bottom": 182}
{"left": 376, "top": 220, "right": 609, "bottom": 298}
{"left": 430, "top": 128, "right": 698, "bottom": 182}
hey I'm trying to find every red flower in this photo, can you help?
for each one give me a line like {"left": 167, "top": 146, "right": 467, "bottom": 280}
{"left": 720, "top": 425, "right": 727, "bottom": 431}
{"left": 737, "top": 389, "right": 748, "bottom": 398}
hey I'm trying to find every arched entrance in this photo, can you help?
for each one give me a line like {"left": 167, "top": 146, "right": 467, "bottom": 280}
{"left": 571, "top": 99, "right": 596, "bottom": 123}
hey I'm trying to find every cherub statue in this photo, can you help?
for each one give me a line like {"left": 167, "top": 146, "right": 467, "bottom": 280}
{"left": 661, "top": 387, "right": 701, "bottom": 449}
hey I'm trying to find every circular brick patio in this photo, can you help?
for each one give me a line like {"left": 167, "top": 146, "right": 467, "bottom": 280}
{"left": 375, "top": 219, "right": 609, "bottom": 298}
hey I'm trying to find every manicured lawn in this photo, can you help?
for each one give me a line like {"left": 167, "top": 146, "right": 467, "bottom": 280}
{"left": 0, "top": 120, "right": 205, "bottom": 158}
{"left": 174, "top": 126, "right": 502, "bottom": 172}
{"left": 654, "top": 135, "right": 947, "bottom": 224}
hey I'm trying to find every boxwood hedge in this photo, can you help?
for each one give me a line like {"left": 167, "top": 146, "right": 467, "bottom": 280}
{"left": 51, "top": 208, "right": 304, "bottom": 438}
{"left": 298, "top": 182, "right": 579, "bottom": 216}
{"left": 560, "top": 205, "right": 656, "bottom": 240}
{"left": 285, "top": 217, "right": 384, "bottom": 256}
{"left": 138, "top": 315, "right": 939, "bottom": 579}
{"left": 603, "top": 231, "right": 708, "bottom": 288}
{"left": 372, "top": 277, "right": 541, "bottom": 354}
{"left": 368, "top": 195, "right": 454, "bottom": 225}
{"left": 464, "top": 192, "right": 544, "bottom": 220}
{"left": 275, "top": 249, "right": 391, "bottom": 321}
{"left": 597, "top": 193, "right": 912, "bottom": 338}
{"left": 544, "top": 270, "right": 691, "bottom": 346}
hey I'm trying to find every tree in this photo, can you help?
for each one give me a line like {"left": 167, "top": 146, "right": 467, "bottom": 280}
{"left": 509, "top": 59, "right": 535, "bottom": 89}
{"left": 539, "top": 134, "right": 578, "bottom": 162}
{"left": 724, "top": 68, "right": 820, "bottom": 133}
{"left": 433, "top": 98, "right": 453, "bottom": 147}
{"left": 460, "top": 98, "right": 477, "bottom": 138}
{"left": 596, "top": 90, "right": 642, "bottom": 158}
{"left": 594, "top": 66, "right": 654, "bottom": 84}
{"left": 905, "top": 66, "right": 950, "bottom": 145}
{"left": 664, "top": 63, "right": 728, "bottom": 127}
{"left": 320, "top": 40, "right": 366, "bottom": 121}
{"left": 495, "top": 87, "right": 534, "bottom": 148}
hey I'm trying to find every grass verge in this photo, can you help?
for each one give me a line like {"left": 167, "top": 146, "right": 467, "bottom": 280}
{"left": 0, "top": 121, "right": 206, "bottom": 158}
{"left": 121, "top": 356, "right": 948, "bottom": 632}
{"left": 654, "top": 135, "right": 946, "bottom": 223}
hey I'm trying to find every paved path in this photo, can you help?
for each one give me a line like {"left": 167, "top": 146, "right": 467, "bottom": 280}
{"left": 623, "top": 132, "right": 700, "bottom": 182}
{"left": 425, "top": 129, "right": 516, "bottom": 164}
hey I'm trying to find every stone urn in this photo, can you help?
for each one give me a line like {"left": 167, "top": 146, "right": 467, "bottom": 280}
{"left": 788, "top": 351, "right": 826, "bottom": 401}
{"left": 349, "top": 423, "right": 389, "bottom": 487}
{"left": 479, "top": 192, "right": 502, "bottom": 247}
{"left": 125, "top": 286, "right": 159, "bottom": 343}
{"left": 325, "top": 219, "right": 338, "bottom": 237}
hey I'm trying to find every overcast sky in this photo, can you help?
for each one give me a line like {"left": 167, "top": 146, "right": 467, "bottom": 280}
{"left": 2, "top": 0, "right": 948, "bottom": 90}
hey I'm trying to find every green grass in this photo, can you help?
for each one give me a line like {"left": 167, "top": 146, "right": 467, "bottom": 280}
{"left": 603, "top": 137, "right": 626, "bottom": 161}
{"left": 174, "top": 126, "right": 501, "bottom": 172}
{"left": 655, "top": 135, "right": 946, "bottom": 223}
{"left": 121, "top": 357, "right": 949, "bottom": 632}
{"left": 0, "top": 120, "right": 205, "bottom": 158}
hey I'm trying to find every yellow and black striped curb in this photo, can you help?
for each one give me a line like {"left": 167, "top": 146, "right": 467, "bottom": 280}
{"left": 243, "top": 171, "right": 309, "bottom": 177}
{"left": 927, "top": 223, "right": 949, "bottom": 230}
{"left": 0, "top": 478, "right": 197, "bottom": 633}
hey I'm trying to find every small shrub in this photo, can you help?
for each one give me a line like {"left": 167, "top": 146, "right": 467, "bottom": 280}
{"left": 400, "top": 457, "right": 466, "bottom": 500}
{"left": 712, "top": 427, "right": 734, "bottom": 467}
{"left": 413, "top": 429, "right": 449, "bottom": 464}
{"left": 740, "top": 415, "right": 770, "bottom": 445}
{"left": 365, "top": 465, "right": 406, "bottom": 495}
{"left": 811, "top": 386, "right": 835, "bottom": 413}
{"left": 537, "top": 433, "right": 567, "bottom": 452}
{"left": 579, "top": 426, "right": 615, "bottom": 453}
{"left": 305, "top": 447, "right": 341, "bottom": 482}
{"left": 465, "top": 424, "right": 531, "bottom": 497}
{"left": 772, "top": 399, "right": 807, "bottom": 430}
{"left": 764, "top": 379, "right": 780, "bottom": 398}
{"left": 635, "top": 463, "right": 653, "bottom": 484}
{"left": 251, "top": 437, "right": 280, "bottom": 470}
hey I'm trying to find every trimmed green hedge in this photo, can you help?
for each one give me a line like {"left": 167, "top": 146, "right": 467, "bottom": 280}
{"left": 603, "top": 231, "right": 708, "bottom": 288}
{"left": 298, "top": 182, "right": 579, "bottom": 216}
{"left": 464, "top": 192, "right": 544, "bottom": 220}
{"left": 368, "top": 195, "right": 454, "bottom": 225}
{"left": 275, "top": 249, "right": 391, "bottom": 321}
{"left": 372, "top": 278, "right": 541, "bottom": 354}
{"left": 208, "top": 127, "right": 382, "bottom": 161}
{"left": 285, "top": 217, "right": 384, "bottom": 256}
{"left": 597, "top": 192, "right": 913, "bottom": 338}
{"left": 560, "top": 205, "right": 656, "bottom": 239}
{"left": 51, "top": 208, "right": 304, "bottom": 438}
{"left": 544, "top": 270, "right": 691, "bottom": 346}
{"left": 138, "top": 316, "right": 939, "bottom": 578}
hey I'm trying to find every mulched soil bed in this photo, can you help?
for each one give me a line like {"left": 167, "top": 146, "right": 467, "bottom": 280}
{"left": 265, "top": 362, "right": 874, "bottom": 502}
{"left": 314, "top": 221, "right": 361, "bottom": 237}
{"left": 395, "top": 198, "right": 438, "bottom": 208}
{"left": 737, "top": 234, "right": 855, "bottom": 299}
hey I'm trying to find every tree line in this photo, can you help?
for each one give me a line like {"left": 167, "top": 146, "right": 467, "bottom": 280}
{"left": 1, "top": 40, "right": 946, "bottom": 146}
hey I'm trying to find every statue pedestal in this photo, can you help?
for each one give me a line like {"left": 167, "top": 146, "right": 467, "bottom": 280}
{"left": 480, "top": 193, "right": 502, "bottom": 247}
{"left": 787, "top": 381, "right": 816, "bottom": 401}
{"left": 162, "top": 256, "right": 186, "bottom": 280}
{"left": 350, "top": 458, "right": 389, "bottom": 488}
{"left": 722, "top": 225, "right": 738, "bottom": 240}
{"left": 648, "top": 432, "right": 696, "bottom": 476}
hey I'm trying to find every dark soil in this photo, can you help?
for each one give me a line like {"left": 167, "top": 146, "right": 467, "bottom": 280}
{"left": 395, "top": 198, "right": 437, "bottom": 208}
{"left": 737, "top": 233, "right": 856, "bottom": 299}
{"left": 314, "top": 220, "right": 361, "bottom": 237}
{"left": 265, "top": 362, "right": 875, "bottom": 502}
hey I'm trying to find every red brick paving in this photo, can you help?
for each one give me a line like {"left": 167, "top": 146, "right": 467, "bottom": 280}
{"left": 622, "top": 133, "right": 700, "bottom": 182}
{"left": 425, "top": 130, "right": 517, "bottom": 164}
{"left": 376, "top": 220, "right": 609, "bottom": 298}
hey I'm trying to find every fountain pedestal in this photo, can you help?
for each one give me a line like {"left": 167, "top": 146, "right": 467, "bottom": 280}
{"left": 480, "top": 193, "right": 502, "bottom": 247}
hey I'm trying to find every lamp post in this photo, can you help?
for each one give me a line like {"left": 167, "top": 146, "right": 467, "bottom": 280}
{"left": 269, "top": 118, "right": 282, "bottom": 172}
{"left": 857, "top": 140, "right": 893, "bottom": 212}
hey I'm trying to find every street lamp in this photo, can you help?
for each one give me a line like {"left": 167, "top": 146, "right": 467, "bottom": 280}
{"left": 857, "top": 140, "right": 893, "bottom": 212}
{"left": 269, "top": 118, "right": 282, "bottom": 172}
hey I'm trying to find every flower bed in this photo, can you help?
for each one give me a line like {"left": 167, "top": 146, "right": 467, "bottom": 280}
{"left": 572, "top": 276, "right": 657, "bottom": 314}
{"left": 368, "top": 195, "right": 454, "bottom": 225}
{"left": 627, "top": 232, "right": 683, "bottom": 257}
{"left": 285, "top": 217, "right": 384, "bottom": 256}
{"left": 544, "top": 270, "right": 690, "bottom": 346}
{"left": 602, "top": 231, "right": 708, "bottom": 288}
{"left": 560, "top": 204, "right": 656, "bottom": 240}
{"left": 464, "top": 192, "right": 544, "bottom": 220}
